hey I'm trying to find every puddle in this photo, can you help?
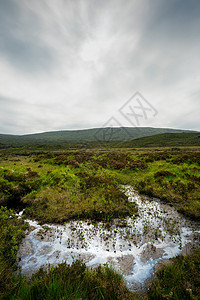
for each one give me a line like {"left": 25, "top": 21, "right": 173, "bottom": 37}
{"left": 17, "top": 186, "right": 200, "bottom": 293}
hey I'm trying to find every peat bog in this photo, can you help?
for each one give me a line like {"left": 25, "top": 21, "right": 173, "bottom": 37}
{"left": 0, "top": 148, "right": 200, "bottom": 299}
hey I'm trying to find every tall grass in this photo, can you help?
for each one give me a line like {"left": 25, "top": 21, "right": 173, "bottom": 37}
{"left": 148, "top": 249, "right": 200, "bottom": 299}
{"left": 11, "top": 261, "right": 134, "bottom": 300}
{"left": 0, "top": 206, "right": 28, "bottom": 299}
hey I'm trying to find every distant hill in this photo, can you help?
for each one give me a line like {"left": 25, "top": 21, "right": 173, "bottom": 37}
{"left": 122, "top": 132, "right": 200, "bottom": 148}
{"left": 0, "top": 127, "right": 198, "bottom": 149}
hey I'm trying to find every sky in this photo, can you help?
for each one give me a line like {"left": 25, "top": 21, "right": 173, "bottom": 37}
{"left": 0, "top": 0, "right": 200, "bottom": 135}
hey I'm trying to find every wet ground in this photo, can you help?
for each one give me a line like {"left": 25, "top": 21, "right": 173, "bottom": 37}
{"left": 17, "top": 186, "right": 200, "bottom": 293}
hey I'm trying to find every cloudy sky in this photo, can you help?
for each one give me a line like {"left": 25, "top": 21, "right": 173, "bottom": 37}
{"left": 0, "top": 0, "right": 200, "bottom": 134}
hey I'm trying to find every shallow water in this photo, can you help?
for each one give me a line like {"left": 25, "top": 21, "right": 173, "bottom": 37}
{"left": 17, "top": 186, "right": 200, "bottom": 292}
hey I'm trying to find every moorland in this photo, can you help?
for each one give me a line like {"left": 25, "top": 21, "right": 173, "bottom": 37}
{"left": 0, "top": 131, "right": 200, "bottom": 299}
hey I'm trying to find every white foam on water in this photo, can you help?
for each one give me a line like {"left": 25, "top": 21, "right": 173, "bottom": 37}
{"left": 17, "top": 186, "right": 200, "bottom": 290}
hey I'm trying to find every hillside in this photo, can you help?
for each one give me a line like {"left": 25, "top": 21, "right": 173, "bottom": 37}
{"left": 122, "top": 132, "right": 200, "bottom": 148}
{"left": 0, "top": 127, "right": 196, "bottom": 149}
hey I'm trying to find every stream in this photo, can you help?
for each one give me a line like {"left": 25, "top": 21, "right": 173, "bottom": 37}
{"left": 17, "top": 186, "right": 200, "bottom": 293}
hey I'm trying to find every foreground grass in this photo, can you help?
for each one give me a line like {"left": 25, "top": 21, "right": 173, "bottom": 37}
{"left": 11, "top": 261, "right": 133, "bottom": 300}
{"left": 0, "top": 206, "right": 199, "bottom": 299}
{"left": 148, "top": 249, "right": 200, "bottom": 299}
{"left": 0, "top": 206, "right": 28, "bottom": 299}
{"left": 0, "top": 206, "right": 133, "bottom": 300}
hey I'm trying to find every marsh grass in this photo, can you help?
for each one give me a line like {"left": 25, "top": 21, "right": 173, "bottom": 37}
{"left": 10, "top": 261, "right": 134, "bottom": 300}
{"left": 133, "top": 158, "right": 200, "bottom": 220}
{"left": 22, "top": 166, "right": 138, "bottom": 223}
{"left": 148, "top": 249, "right": 200, "bottom": 299}
{"left": 0, "top": 152, "right": 139, "bottom": 224}
{"left": 0, "top": 149, "right": 200, "bottom": 222}
{"left": 0, "top": 206, "right": 134, "bottom": 300}
{"left": 0, "top": 148, "right": 200, "bottom": 299}
{"left": 0, "top": 206, "right": 28, "bottom": 299}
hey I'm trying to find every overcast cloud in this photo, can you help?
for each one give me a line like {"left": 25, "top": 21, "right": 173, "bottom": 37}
{"left": 0, "top": 0, "right": 199, "bottom": 134}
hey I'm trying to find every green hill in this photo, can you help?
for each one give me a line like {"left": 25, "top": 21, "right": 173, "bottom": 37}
{"left": 122, "top": 132, "right": 200, "bottom": 148}
{"left": 0, "top": 127, "right": 197, "bottom": 149}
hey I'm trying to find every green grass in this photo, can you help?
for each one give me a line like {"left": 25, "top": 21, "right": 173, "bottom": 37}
{"left": 10, "top": 261, "right": 134, "bottom": 300}
{"left": 0, "top": 148, "right": 199, "bottom": 299}
{"left": 0, "top": 149, "right": 200, "bottom": 222}
{"left": 148, "top": 249, "right": 200, "bottom": 299}
{"left": 123, "top": 132, "right": 200, "bottom": 148}
{"left": 129, "top": 151, "right": 200, "bottom": 220}
{"left": 0, "top": 127, "right": 195, "bottom": 150}
{"left": 0, "top": 206, "right": 134, "bottom": 300}
{"left": 0, "top": 206, "right": 28, "bottom": 299}
{"left": 0, "top": 151, "right": 139, "bottom": 224}
{"left": 0, "top": 206, "right": 199, "bottom": 299}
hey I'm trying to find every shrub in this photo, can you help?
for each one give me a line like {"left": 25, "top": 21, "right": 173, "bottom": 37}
{"left": 154, "top": 170, "right": 176, "bottom": 178}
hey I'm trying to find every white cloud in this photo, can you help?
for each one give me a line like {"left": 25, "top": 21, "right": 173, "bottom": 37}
{"left": 0, "top": 0, "right": 199, "bottom": 134}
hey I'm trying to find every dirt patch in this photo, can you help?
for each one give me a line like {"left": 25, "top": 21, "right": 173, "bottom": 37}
{"left": 34, "top": 228, "right": 56, "bottom": 242}
{"left": 36, "top": 246, "right": 53, "bottom": 256}
{"left": 47, "top": 250, "right": 61, "bottom": 261}
{"left": 116, "top": 255, "right": 135, "bottom": 275}
{"left": 78, "top": 253, "right": 95, "bottom": 264}
{"left": 17, "top": 240, "right": 33, "bottom": 258}
{"left": 140, "top": 243, "right": 164, "bottom": 263}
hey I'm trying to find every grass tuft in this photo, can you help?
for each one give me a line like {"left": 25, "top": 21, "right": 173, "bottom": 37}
{"left": 148, "top": 249, "right": 200, "bottom": 299}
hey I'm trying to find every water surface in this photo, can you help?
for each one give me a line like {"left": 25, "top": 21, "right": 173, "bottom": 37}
{"left": 17, "top": 186, "right": 200, "bottom": 292}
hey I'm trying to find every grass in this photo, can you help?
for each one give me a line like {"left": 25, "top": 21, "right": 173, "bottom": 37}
{"left": 148, "top": 249, "right": 200, "bottom": 299}
{"left": 0, "top": 152, "right": 138, "bottom": 223}
{"left": 0, "top": 148, "right": 199, "bottom": 299}
{"left": 0, "top": 206, "right": 28, "bottom": 299}
{"left": 0, "top": 206, "right": 199, "bottom": 299}
{"left": 10, "top": 261, "right": 134, "bottom": 300}
{"left": 123, "top": 132, "right": 200, "bottom": 148}
{"left": 0, "top": 206, "right": 134, "bottom": 299}
{"left": 0, "top": 128, "right": 195, "bottom": 150}
{"left": 0, "top": 149, "right": 200, "bottom": 222}
{"left": 130, "top": 151, "right": 200, "bottom": 219}
{"left": 0, "top": 154, "right": 137, "bottom": 223}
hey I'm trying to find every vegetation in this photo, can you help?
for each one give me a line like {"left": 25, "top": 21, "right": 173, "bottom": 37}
{"left": 0, "top": 151, "right": 139, "bottom": 224}
{"left": 0, "top": 147, "right": 199, "bottom": 299}
{"left": 133, "top": 150, "right": 200, "bottom": 219}
{"left": 148, "top": 249, "right": 200, "bottom": 299}
{"left": 0, "top": 127, "right": 195, "bottom": 149}
{"left": 0, "top": 206, "right": 28, "bottom": 299}
{"left": 123, "top": 132, "right": 200, "bottom": 148}
{"left": 0, "top": 206, "right": 133, "bottom": 299}
{"left": 11, "top": 261, "right": 133, "bottom": 300}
